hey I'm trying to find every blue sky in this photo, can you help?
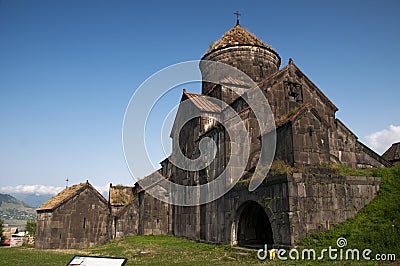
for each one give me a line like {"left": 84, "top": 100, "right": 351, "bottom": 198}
{"left": 0, "top": 0, "right": 399, "bottom": 195}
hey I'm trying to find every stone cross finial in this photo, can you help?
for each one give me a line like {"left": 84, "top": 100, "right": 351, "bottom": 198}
{"left": 234, "top": 11, "right": 241, "bottom": 25}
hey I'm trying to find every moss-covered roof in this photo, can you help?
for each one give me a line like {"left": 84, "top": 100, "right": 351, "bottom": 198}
{"left": 109, "top": 185, "right": 134, "bottom": 206}
{"left": 37, "top": 181, "right": 107, "bottom": 211}
{"left": 206, "top": 24, "right": 274, "bottom": 54}
{"left": 37, "top": 183, "right": 86, "bottom": 211}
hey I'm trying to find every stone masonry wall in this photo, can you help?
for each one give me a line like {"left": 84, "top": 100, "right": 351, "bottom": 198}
{"left": 110, "top": 199, "right": 139, "bottom": 239}
{"left": 287, "top": 173, "right": 380, "bottom": 244}
{"left": 225, "top": 176, "right": 292, "bottom": 245}
{"left": 171, "top": 175, "right": 292, "bottom": 246}
{"left": 35, "top": 188, "right": 109, "bottom": 249}
{"left": 292, "top": 109, "right": 330, "bottom": 166}
{"left": 201, "top": 46, "right": 280, "bottom": 95}
{"left": 171, "top": 173, "right": 381, "bottom": 247}
{"left": 138, "top": 191, "right": 170, "bottom": 235}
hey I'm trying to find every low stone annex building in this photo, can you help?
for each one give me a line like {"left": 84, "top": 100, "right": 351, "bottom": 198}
{"left": 36, "top": 22, "right": 393, "bottom": 249}
{"left": 35, "top": 181, "right": 109, "bottom": 249}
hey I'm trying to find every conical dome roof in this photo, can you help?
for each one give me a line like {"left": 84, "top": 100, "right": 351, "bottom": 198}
{"left": 206, "top": 24, "right": 275, "bottom": 54}
{"left": 200, "top": 23, "right": 281, "bottom": 90}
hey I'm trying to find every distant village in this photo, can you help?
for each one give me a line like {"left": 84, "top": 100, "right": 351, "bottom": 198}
{"left": 1, "top": 217, "right": 35, "bottom": 247}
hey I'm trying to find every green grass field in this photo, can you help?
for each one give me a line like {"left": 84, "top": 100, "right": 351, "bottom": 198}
{"left": 1, "top": 166, "right": 399, "bottom": 265}
{"left": 0, "top": 235, "right": 262, "bottom": 265}
{"left": 0, "top": 235, "right": 390, "bottom": 265}
{"left": 1, "top": 234, "right": 395, "bottom": 265}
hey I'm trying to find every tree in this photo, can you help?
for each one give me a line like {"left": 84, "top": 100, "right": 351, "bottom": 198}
{"left": 0, "top": 219, "right": 3, "bottom": 239}
{"left": 25, "top": 219, "right": 36, "bottom": 237}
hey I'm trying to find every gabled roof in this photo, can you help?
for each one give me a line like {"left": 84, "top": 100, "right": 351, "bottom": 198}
{"left": 37, "top": 181, "right": 107, "bottom": 211}
{"left": 170, "top": 90, "right": 224, "bottom": 139}
{"left": 206, "top": 24, "right": 275, "bottom": 55}
{"left": 276, "top": 102, "right": 329, "bottom": 128}
{"left": 382, "top": 142, "right": 400, "bottom": 162}
{"left": 356, "top": 140, "right": 392, "bottom": 167}
{"left": 183, "top": 90, "right": 221, "bottom": 113}
{"left": 109, "top": 185, "right": 134, "bottom": 207}
{"left": 137, "top": 169, "right": 169, "bottom": 193}
{"left": 220, "top": 77, "right": 247, "bottom": 87}
{"left": 258, "top": 60, "right": 338, "bottom": 112}
{"left": 113, "top": 202, "right": 133, "bottom": 217}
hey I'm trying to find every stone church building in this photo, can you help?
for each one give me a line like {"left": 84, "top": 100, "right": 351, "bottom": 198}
{"left": 36, "top": 23, "right": 392, "bottom": 249}
{"left": 36, "top": 181, "right": 109, "bottom": 249}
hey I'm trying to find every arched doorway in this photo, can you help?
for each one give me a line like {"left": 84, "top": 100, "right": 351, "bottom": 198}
{"left": 235, "top": 201, "right": 273, "bottom": 248}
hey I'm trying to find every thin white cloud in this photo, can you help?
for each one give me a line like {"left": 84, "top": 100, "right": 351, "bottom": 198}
{"left": 0, "top": 183, "right": 110, "bottom": 197}
{"left": 0, "top": 185, "right": 63, "bottom": 195}
{"left": 364, "top": 124, "right": 400, "bottom": 154}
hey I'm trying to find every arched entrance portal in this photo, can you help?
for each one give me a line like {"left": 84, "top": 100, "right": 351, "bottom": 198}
{"left": 236, "top": 201, "right": 273, "bottom": 248}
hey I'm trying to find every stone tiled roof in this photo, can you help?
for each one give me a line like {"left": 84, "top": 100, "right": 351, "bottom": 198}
{"left": 220, "top": 77, "right": 247, "bottom": 87}
{"left": 256, "top": 60, "right": 338, "bottom": 112}
{"left": 37, "top": 181, "right": 106, "bottom": 211}
{"left": 137, "top": 169, "right": 169, "bottom": 193}
{"left": 109, "top": 185, "right": 134, "bottom": 206}
{"left": 184, "top": 91, "right": 221, "bottom": 113}
{"left": 206, "top": 24, "right": 274, "bottom": 54}
{"left": 382, "top": 142, "right": 400, "bottom": 162}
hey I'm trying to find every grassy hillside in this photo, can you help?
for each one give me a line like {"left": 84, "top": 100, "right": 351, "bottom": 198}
{"left": 299, "top": 165, "right": 400, "bottom": 258}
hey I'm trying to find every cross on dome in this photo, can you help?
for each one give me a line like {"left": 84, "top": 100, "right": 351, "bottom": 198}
{"left": 234, "top": 11, "right": 241, "bottom": 25}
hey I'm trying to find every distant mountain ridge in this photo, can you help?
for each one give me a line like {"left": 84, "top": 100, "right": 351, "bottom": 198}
{"left": 0, "top": 193, "right": 33, "bottom": 208}
{"left": 10, "top": 193, "right": 53, "bottom": 208}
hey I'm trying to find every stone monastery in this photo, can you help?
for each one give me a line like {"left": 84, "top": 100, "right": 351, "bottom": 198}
{"left": 36, "top": 22, "right": 393, "bottom": 249}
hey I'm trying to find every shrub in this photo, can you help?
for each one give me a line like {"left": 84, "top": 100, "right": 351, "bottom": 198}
{"left": 25, "top": 219, "right": 36, "bottom": 237}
